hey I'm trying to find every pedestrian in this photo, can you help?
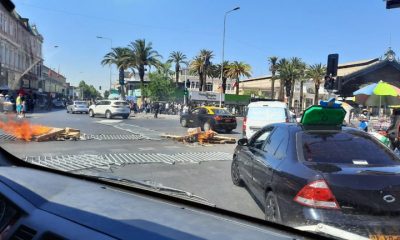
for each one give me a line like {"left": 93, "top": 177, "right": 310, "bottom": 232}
{"left": 153, "top": 102, "right": 160, "bottom": 118}
{"left": 16, "top": 93, "right": 22, "bottom": 117}
{"left": 21, "top": 97, "right": 26, "bottom": 118}
{"left": 358, "top": 115, "right": 368, "bottom": 132}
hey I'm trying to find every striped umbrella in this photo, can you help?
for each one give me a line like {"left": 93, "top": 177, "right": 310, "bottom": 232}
{"left": 353, "top": 81, "right": 400, "bottom": 107}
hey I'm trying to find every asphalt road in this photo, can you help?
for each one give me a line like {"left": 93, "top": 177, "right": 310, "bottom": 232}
{"left": 0, "top": 109, "right": 263, "bottom": 219}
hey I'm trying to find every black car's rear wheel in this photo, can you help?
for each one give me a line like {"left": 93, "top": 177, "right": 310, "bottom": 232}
{"left": 265, "top": 192, "right": 282, "bottom": 223}
{"left": 180, "top": 118, "right": 188, "bottom": 127}
{"left": 231, "top": 159, "right": 244, "bottom": 187}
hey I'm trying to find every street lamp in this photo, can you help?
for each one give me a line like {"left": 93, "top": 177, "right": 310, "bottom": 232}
{"left": 96, "top": 36, "right": 113, "bottom": 91}
{"left": 220, "top": 7, "right": 240, "bottom": 107}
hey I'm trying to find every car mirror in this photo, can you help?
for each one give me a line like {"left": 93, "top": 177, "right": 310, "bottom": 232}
{"left": 238, "top": 138, "right": 248, "bottom": 146}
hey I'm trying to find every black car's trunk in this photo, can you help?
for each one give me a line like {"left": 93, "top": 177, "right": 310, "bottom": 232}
{"left": 309, "top": 163, "right": 400, "bottom": 215}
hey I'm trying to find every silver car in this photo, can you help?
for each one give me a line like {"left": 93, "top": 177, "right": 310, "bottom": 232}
{"left": 67, "top": 100, "right": 89, "bottom": 114}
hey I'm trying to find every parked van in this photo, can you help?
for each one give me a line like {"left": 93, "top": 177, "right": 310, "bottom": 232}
{"left": 243, "top": 101, "right": 293, "bottom": 139}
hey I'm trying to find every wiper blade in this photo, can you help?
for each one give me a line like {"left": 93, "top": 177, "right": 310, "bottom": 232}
{"left": 96, "top": 176, "right": 216, "bottom": 207}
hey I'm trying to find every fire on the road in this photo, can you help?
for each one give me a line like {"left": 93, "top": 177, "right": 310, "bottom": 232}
{"left": 0, "top": 116, "right": 52, "bottom": 141}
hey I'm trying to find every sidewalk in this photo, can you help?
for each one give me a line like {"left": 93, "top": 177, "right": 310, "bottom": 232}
{"left": 131, "top": 112, "right": 180, "bottom": 120}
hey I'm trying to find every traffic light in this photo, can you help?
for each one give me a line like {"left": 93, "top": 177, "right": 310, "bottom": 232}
{"left": 185, "top": 79, "right": 190, "bottom": 89}
{"left": 184, "top": 88, "right": 188, "bottom": 96}
{"left": 324, "top": 75, "right": 335, "bottom": 90}
{"left": 387, "top": 0, "right": 400, "bottom": 9}
{"left": 99, "top": 86, "right": 102, "bottom": 90}
{"left": 327, "top": 54, "right": 339, "bottom": 77}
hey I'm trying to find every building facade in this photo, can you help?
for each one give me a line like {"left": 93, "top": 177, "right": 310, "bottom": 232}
{"left": 41, "top": 65, "right": 66, "bottom": 96}
{"left": 0, "top": 0, "right": 43, "bottom": 93}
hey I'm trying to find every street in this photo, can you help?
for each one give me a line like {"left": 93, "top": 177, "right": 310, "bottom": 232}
{"left": 0, "top": 110, "right": 264, "bottom": 219}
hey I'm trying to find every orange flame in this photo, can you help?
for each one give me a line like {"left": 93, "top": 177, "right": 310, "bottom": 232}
{"left": 0, "top": 116, "right": 52, "bottom": 141}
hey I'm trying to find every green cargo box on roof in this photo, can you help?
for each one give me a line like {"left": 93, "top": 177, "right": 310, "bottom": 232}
{"left": 301, "top": 105, "right": 346, "bottom": 126}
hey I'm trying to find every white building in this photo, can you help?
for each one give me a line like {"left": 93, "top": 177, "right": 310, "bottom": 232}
{"left": 0, "top": 0, "right": 43, "bottom": 93}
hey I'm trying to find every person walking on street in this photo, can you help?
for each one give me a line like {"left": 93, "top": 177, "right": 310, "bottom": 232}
{"left": 153, "top": 102, "right": 160, "bottom": 118}
{"left": 21, "top": 97, "right": 26, "bottom": 118}
{"left": 16, "top": 93, "right": 22, "bottom": 117}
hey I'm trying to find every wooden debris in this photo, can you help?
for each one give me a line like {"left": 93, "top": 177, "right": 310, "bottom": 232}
{"left": 32, "top": 127, "right": 81, "bottom": 142}
{"left": 162, "top": 130, "right": 236, "bottom": 144}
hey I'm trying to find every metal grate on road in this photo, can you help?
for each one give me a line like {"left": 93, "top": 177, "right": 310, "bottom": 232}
{"left": 24, "top": 152, "right": 233, "bottom": 172}
{"left": 81, "top": 134, "right": 143, "bottom": 141}
{"left": 0, "top": 133, "right": 18, "bottom": 141}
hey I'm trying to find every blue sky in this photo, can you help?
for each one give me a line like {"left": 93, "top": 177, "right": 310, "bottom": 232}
{"left": 13, "top": 0, "right": 400, "bottom": 90}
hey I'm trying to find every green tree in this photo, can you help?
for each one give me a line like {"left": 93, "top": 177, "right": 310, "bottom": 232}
{"left": 156, "top": 61, "right": 174, "bottom": 79}
{"left": 277, "top": 57, "right": 305, "bottom": 108}
{"left": 78, "top": 81, "right": 101, "bottom": 100}
{"left": 226, "top": 61, "right": 252, "bottom": 95}
{"left": 267, "top": 56, "right": 279, "bottom": 99}
{"left": 276, "top": 58, "right": 288, "bottom": 101}
{"left": 143, "top": 73, "right": 175, "bottom": 101}
{"left": 189, "top": 50, "right": 214, "bottom": 92}
{"left": 168, "top": 51, "right": 187, "bottom": 86}
{"left": 101, "top": 47, "right": 131, "bottom": 100}
{"left": 128, "top": 39, "right": 162, "bottom": 103}
{"left": 306, "top": 63, "right": 326, "bottom": 104}
{"left": 212, "top": 61, "right": 230, "bottom": 93}
{"left": 289, "top": 57, "right": 306, "bottom": 109}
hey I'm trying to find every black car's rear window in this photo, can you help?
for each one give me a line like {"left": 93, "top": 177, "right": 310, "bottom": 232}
{"left": 213, "top": 109, "right": 232, "bottom": 115}
{"left": 297, "top": 131, "right": 400, "bottom": 165}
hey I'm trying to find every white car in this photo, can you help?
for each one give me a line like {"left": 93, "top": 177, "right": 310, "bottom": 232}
{"left": 88, "top": 100, "right": 131, "bottom": 119}
{"left": 243, "top": 101, "right": 294, "bottom": 139}
{"left": 66, "top": 100, "right": 89, "bottom": 114}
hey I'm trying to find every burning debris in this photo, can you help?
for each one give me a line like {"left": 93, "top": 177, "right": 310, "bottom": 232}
{"left": 162, "top": 127, "right": 236, "bottom": 144}
{"left": 0, "top": 115, "right": 80, "bottom": 142}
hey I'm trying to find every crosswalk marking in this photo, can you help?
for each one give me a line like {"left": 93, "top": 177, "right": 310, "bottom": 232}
{"left": 24, "top": 152, "right": 233, "bottom": 172}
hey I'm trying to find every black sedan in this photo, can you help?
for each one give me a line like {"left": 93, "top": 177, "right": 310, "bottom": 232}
{"left": 180, "top": 107, "right": 237, "bottom": 133}
{"left": 231, "top": 123, "right": 400, "bottom": 236}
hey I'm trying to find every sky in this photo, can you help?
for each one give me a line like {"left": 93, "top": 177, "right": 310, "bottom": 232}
{"left": 12, "top": 0, "right": 400, "bottom": 91}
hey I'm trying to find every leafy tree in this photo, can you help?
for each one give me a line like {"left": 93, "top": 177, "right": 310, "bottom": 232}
{"left": 156, "top": 61, "right": 174, "bottom": 79}
{"left": 276, "top": 58, "right": 288, "bottom": 101}
{"left": 78, "top": 81, "right": 101, "bottom": 100}
{"left": 128, "top": 39, "right": 162, "bottom": 103}
{"left": 189, "top": 49, "right": 214, "bottom": 91}
{"left": 277, "top": 57, "right": 305, "bottom": 108}
{"left": 212, "top": 61, "right": 230, "bottom": 93}
{"left": 143, "top": 73, "right": 175, "bottom": 101}
{"left": 267, "top": 56, "right": 279, "bottom": 99}
{"left": 101, "top": 47, "right": 131, "bottom": 100}
{"left": 306, "top": 63, "right": 326, "bottom": 104}
{"left": 226, "top": 61, "right": 252, "bottom": 95}
{"left": 168, "top": 51, "right": 187, "bottom": 86}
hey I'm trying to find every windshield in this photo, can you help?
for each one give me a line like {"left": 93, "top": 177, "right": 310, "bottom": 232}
{"left": 0, "top": 1, "right": 399, "bottom": 239}
{"left": 213, "top": 109, "right": 232, "bottom": 115}
{"left": 299, "top": 131, "right": 400, "bottom": 165}
{"left": 247, "top": 107, "right": 286, "bottom": 121}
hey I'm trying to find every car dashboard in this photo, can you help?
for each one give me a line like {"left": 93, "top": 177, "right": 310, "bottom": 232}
{"left": 0, "top": 162, "right": 327, "bottom": 240}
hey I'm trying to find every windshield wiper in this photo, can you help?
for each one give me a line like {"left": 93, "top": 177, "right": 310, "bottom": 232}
{"left": 93, "top": 175, "right": 216, "bottom": 207}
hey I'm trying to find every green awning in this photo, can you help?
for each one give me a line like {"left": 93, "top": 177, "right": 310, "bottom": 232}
{"left": 224, "top": 94, "right": 251, "bottom": 105}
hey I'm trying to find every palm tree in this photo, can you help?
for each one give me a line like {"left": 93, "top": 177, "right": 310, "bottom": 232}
{"left": 289, "top": 57, "right": 306, "bottom": 110}
{"left": 128, "top": 39, "right": 162, "bottom": 103}
{"left": 306, "top": 63, "right": 326, "bottom": 105}
{"left": 189, "top": 50, "right": 214, "bottom": 91}
{"left": 189, "top": 56, "right": 203, "bottom": 91}
{"left": 212, "top": 61, "right": 231, "bottom": 93}
{"left": 199, "top": 49, "right": 214, "bottom": 91}
{"left": 226, "top": 61, "right": 252, "bottom": 95}
{"left": 268, "top": 56, "right": 279, "bottom": 99}
{"left": 156, "top": 61, "right": 174, "bottom": 78}
{"left": 276, "top": 58, "right": 288, "bottom": 101}
{"left": 168, "top": 51, "right": 187, "bottom": 86}
{"left": 101, "top": 47, "right": 131, "bottom": 100}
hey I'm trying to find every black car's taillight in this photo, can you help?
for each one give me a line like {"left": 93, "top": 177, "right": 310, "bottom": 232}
{"left": 294, "top": 180, "right": 340, "bottom": 209}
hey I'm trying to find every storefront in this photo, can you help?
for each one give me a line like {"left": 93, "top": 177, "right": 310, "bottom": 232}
{"left": 188, "top": 91, "right": 224, "bottom": 106}
{"left": 224, "top": 94, "right": 251, "bottom": 116}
